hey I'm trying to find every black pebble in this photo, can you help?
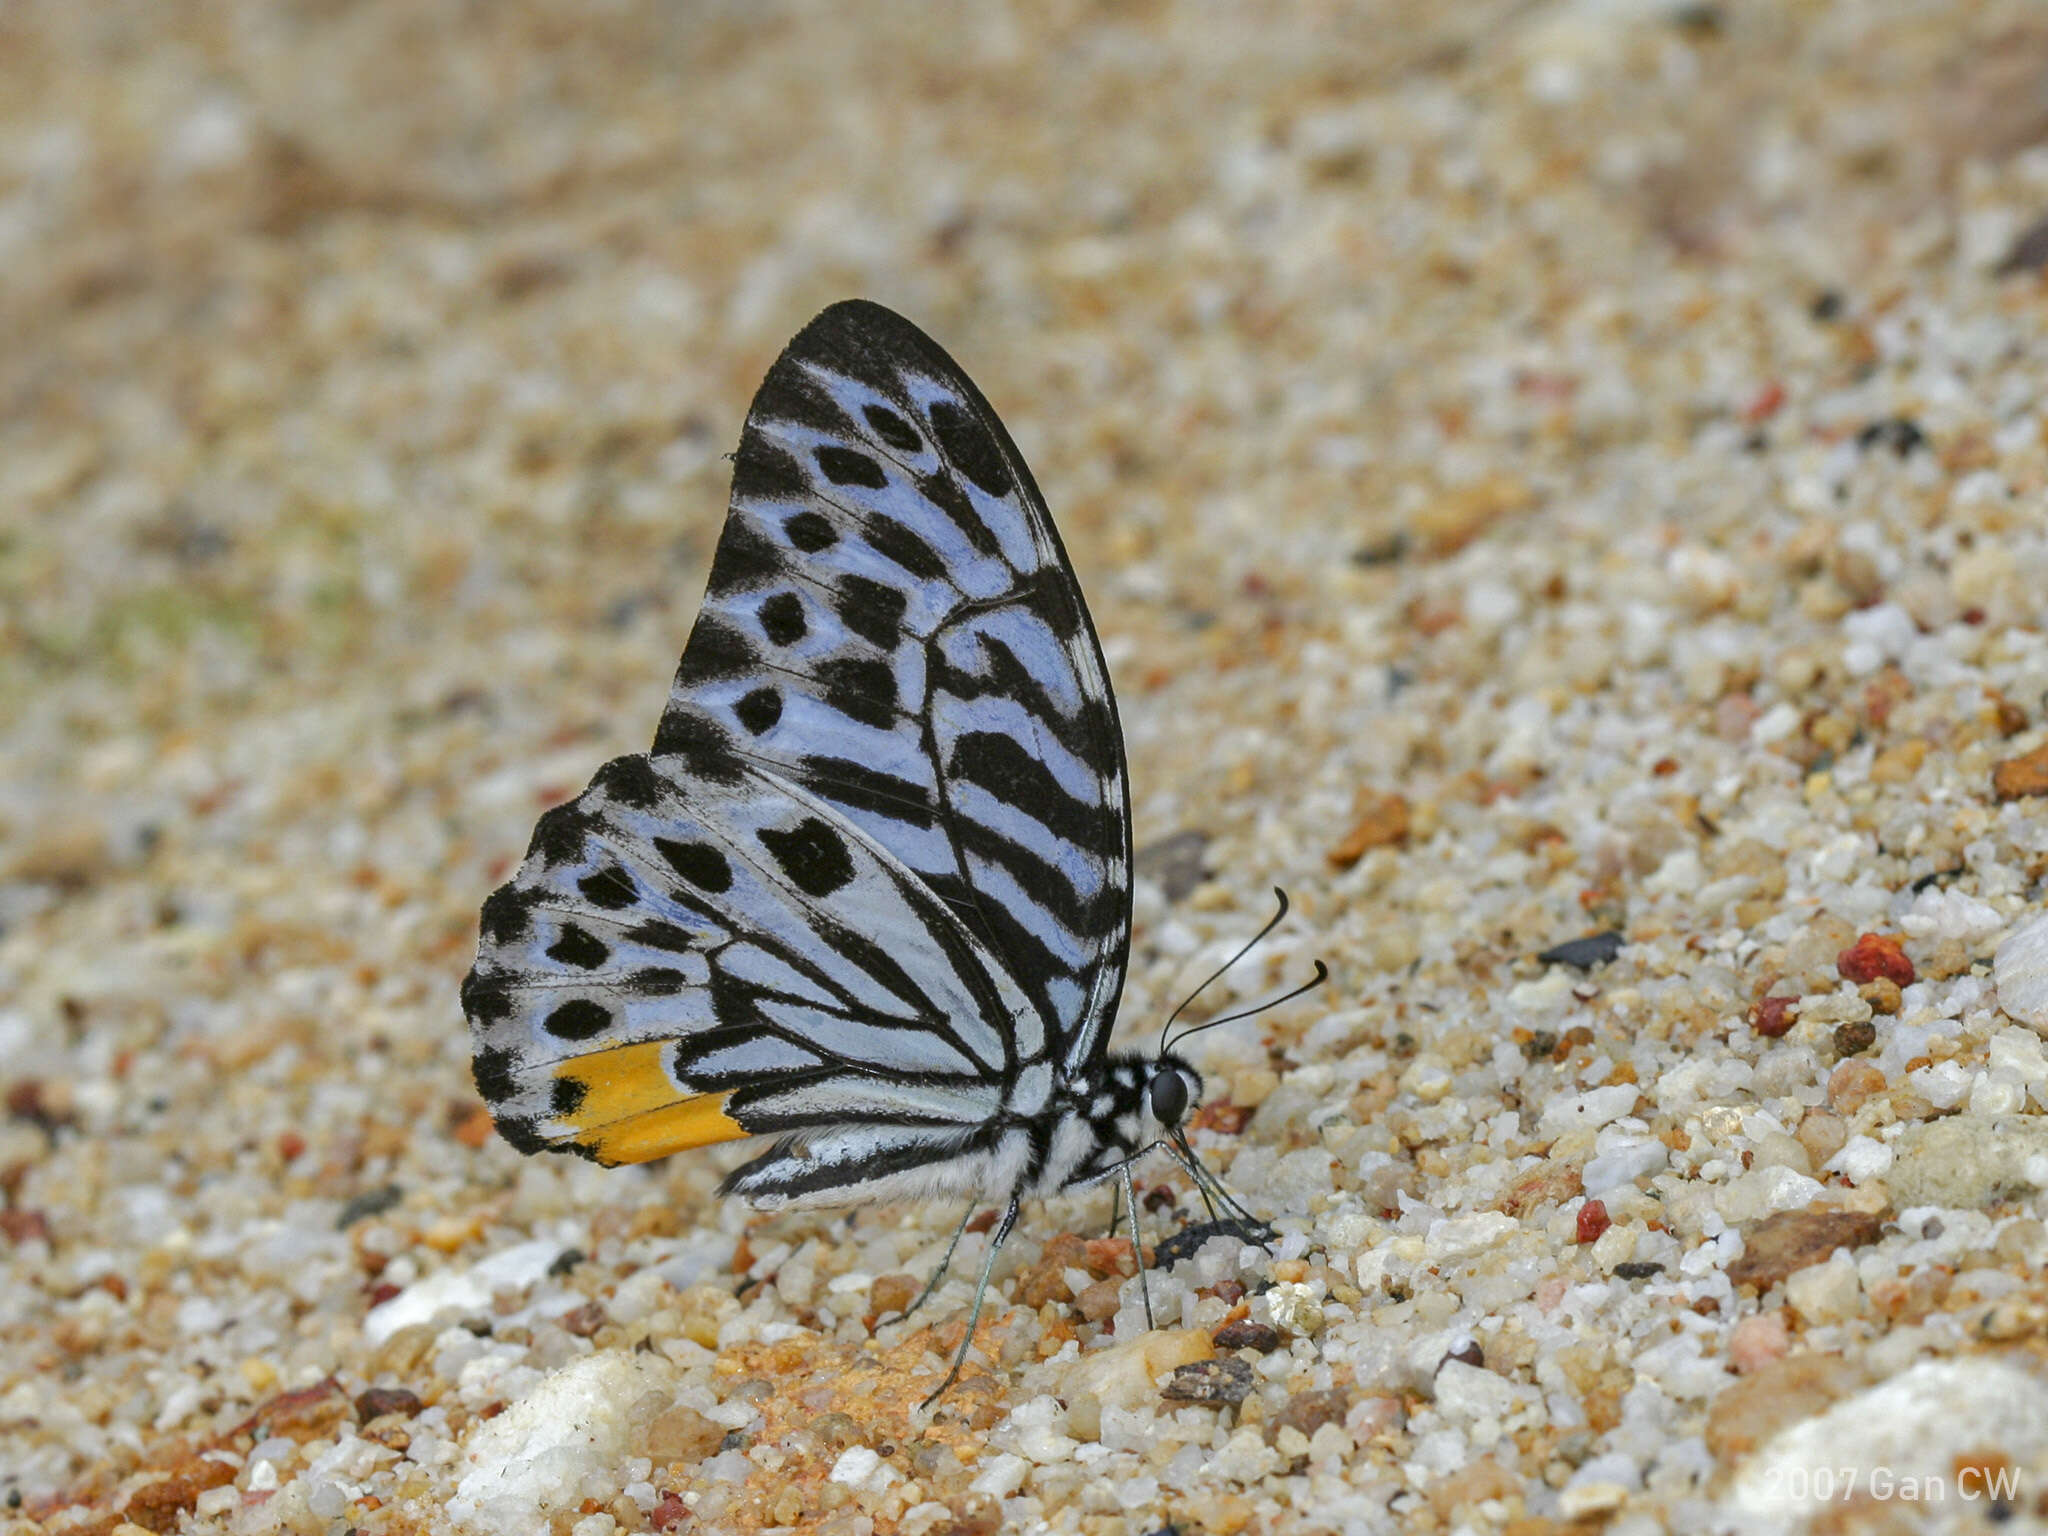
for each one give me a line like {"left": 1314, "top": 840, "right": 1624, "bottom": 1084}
{"left": 1536, "top": 930, "right": 1626, "bottom": 970}
{"left": 1152, "top": 1217, "right": 1275, "bottom": 1268}
{"left": 335, "top": 1183, "right": 404, "bottom": 1231}
{"left": 1855, "top": 416, "right": 1927, "bottom": 457}
{"left": 1995, "top": 213, "right": 2048, "bottom": 276}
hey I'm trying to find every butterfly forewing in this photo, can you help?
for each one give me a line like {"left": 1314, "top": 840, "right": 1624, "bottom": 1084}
{"left": 652, "top": 301, "right": 1132, "bottom": 1074}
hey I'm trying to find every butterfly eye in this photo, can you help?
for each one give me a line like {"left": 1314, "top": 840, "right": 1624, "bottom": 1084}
{"left": 1148, "top": 1069, "right": 1189, "bottom": 1127}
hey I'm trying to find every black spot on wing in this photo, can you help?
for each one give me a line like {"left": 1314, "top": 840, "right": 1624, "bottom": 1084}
{"left": 817, "top": 655, "right": 898, "bottom": 729}
{"left": 462, "top": 972, "right": 513, "bottom": 1026}
{"left": 547, "top": 924, "right": 610, "bottom": 970}
{"left": 496, "top": 1115, "right": 552, "bottom": 1155}
{"left": 577, "top": 867, "right": 638, "bottom": 910}
{"left": 545, "top": 998, "right": 611, "bottom": 1040}
{"left": 654, "top": 837, "right": 733, "bottom": 893}
{"left": 865, "top": 516, "right": 946, "bottom": 581}
{"left": 832, "top": 574, "right": 908, "bottom": 651}
{"left": 730, "top": 438, "right": 807, "bottom": 503}
{"left": 632, "top": 967, "right": 690, "bottom": 995}
{"left": 757, "top": 817, "right": 855, "bottom": 898}
{"left": 785, "top": 510, "right": 836, "bottom": 551}
{"left": 863, "top": 403, "right": 922, "bottom": 452}
{"left": 629, "top": 919, "right": 702, "bottom": 952}
{"left": 929, "top": 397, "right": 1014, "bottom": 497}
{"left": 472, "top": 1043, "right": 518, "bottom": 1103}
{"left": 759, "top": 592, "right": 807, "bottom": 646}
{"left": 816, "top": 445, "right": 888, "bottom": 489}
{"left": 704, "top": 511, "right": 784, "bottom": 592}
{"left": 735, "top": 686, "right": 782, "bottom": 735}
{"left": 647, "top": 712, "right": 745, "bottom": 786}
{"left": 674, "top": 615, "right": 757, "bottom": 683}
{"left": 528, "top": 804, "right": 592, "bottom": 869}
{"left": 921, "top": 472, "right": 999, "bottom": 557}
{"left": 479, "top": 887, "right": 536, "bottom": 946}
{"left": 650, "top": 708, "right": 743, "bottom": 782}
{"left": 593, "top": 754, "right": 664, "bottom": 810}
{"left": 550, "top": 1076, "right": 587, "bottom": 1116}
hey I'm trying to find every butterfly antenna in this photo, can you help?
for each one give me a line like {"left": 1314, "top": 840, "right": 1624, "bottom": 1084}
{"left": 1160, "top": 888, "right": 1297, "bottom": 1057}
{"left": 1165, "top": 960, "right": 1330, "bottom": 1057}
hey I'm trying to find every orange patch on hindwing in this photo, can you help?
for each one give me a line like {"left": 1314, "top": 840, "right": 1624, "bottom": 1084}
{"left": 551, "top": 1042, "right": 746, "bottom": 1164}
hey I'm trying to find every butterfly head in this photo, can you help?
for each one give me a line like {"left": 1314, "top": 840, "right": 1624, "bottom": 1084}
{"left": 1144, "top": 1052, "right": 1203, "bottom": 1133}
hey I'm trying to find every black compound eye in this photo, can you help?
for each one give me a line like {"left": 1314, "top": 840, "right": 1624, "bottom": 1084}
{"left": 1148, "top": 1070, "right": 1189, "bottom": 1127}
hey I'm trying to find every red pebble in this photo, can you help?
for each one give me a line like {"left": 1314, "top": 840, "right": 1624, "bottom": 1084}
{"left": 0, "top": 1208, "right": 50, "bottom": 1244}
{"left": 651, "top": 1492, "right": 688, "bottom": 1531}
{"left": 1742, "top": 381, "right": 1786, "bottom": 424}
{"left": 1837, "top": 933, "right": 1914, "bottom": 987}
{"left": 1750, "top": 996, "right": 1798, "bottom": 1038}
{"left": 1576, "top": 1199, "right": 1611, "bottom": 1244}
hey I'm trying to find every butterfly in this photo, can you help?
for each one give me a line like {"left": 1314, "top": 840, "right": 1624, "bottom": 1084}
{"left": 462, "top": 300, "right": 1319, "bottom": 1402}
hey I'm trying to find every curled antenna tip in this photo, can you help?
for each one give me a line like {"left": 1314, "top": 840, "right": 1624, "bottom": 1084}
{"left": 1164, "top": 955, "right": 1332, "bottom": 1055}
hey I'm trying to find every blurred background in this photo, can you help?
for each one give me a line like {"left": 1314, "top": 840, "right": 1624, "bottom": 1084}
{"left": 7, "top": 0, "right": 2046, "bottom": 817}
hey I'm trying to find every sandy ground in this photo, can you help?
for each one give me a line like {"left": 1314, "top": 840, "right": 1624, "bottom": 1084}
{"left": 8, "top": 3, "right": 2048, "bottom": 1533}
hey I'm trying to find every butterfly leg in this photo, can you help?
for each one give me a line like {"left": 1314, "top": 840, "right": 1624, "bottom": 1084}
{"left": 1122, "top": 1161, "right": 1154, "bottom": 1331}
{"left": 894, "top": 1200, "right": 978, "bottom": 1324}
{"left": 1171, "top": 1137, "right": 1229, "bottom": 1226}
{"left": 920, "top": 1195, "right": 1020, "bottom": 1409}
{"left": 1170, "top": 1132, "right": 1275, "bottom": 1250}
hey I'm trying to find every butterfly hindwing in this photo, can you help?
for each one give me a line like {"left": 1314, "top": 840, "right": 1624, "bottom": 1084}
{"left": 652, "top": 301, "right": 1133, "bottom": 1076}
{"left": 465, "top": 751, "right": 1032, "bottom": 1168}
